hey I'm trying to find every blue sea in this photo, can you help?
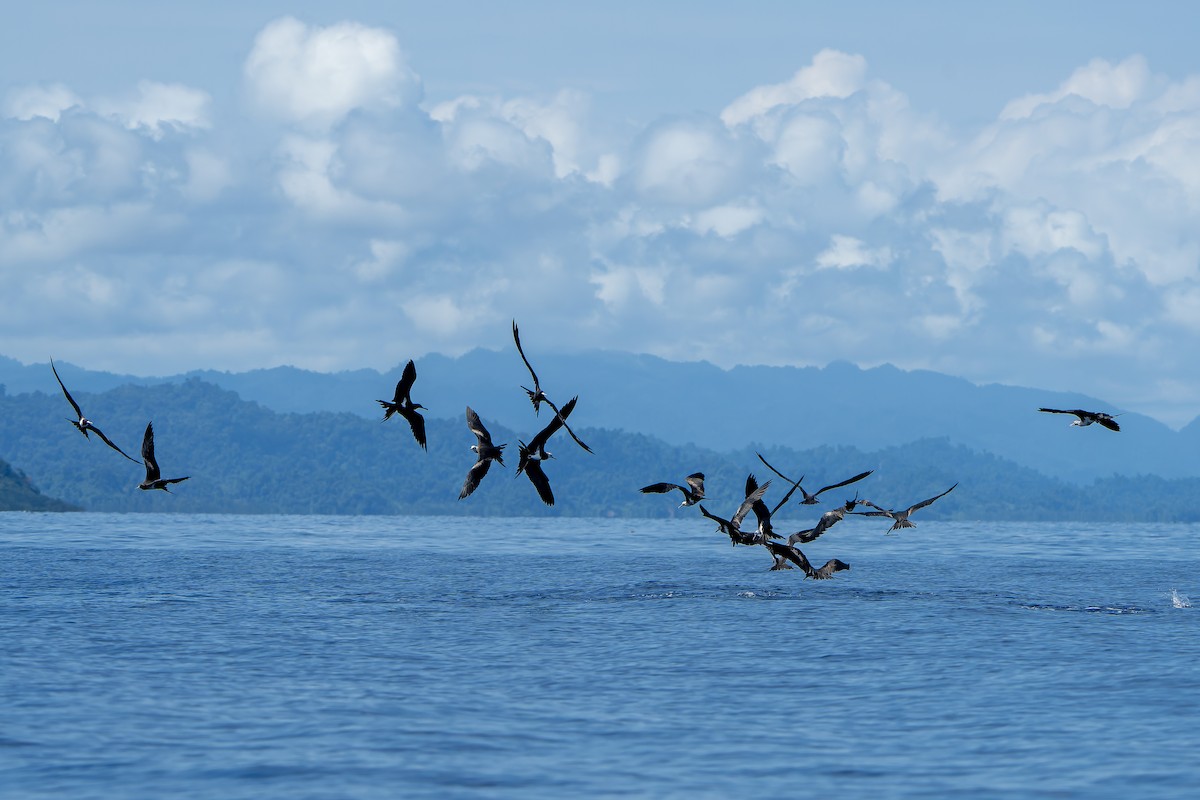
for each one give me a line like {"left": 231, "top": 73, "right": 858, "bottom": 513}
{"left": 1, "top": 512, "right": 1197, "bottom": 799}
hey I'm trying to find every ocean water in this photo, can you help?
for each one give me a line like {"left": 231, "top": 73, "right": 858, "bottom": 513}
{"left": 1, "top": 512, "right": 1197, "bottom": 799}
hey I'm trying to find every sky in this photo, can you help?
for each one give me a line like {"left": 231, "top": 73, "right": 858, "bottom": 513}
{"left": 6, "top": 2, "right": 1200, "bottom": 425}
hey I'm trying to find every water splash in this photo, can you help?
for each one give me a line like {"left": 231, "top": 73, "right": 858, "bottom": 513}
{"left": 1171, "top": 589, "right": 1191, "bottom": 609}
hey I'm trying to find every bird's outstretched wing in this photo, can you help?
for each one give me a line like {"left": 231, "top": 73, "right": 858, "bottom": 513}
{"left": 512, "top": 321, "right": 543, "bottom": 409}
{"left": 394, "top": 360, "right": 417, "bottom": 404}
{"left": 465, "top": 406, "right": 492, "bottom": 446}
{"left": 744, "top": 474, "right": 785, "bottom": 539}
{"left": 90, "top": 424, "right": 140, "bottom": 463}
{"left": 641, "top": 482, "right": 687, "bottom": 495}
{"left": 141, "top": 422, "right": 161, "bottom": 482}
{"left": 787, "top": 512, "right": 842, "bottom": 545}
{"left": 528, "top": 395, "right": 576, "bottom": 452}
{"left": 811, "top": 470, "right": 874, "bottom": 499}
{"left": 756, "top": 452, "right": 797, "bottom": 484}
{"left": 399, "top": 407, "right": 427, "bottom": 450}
{"left": 697, "top": 504, "right": 730, "bottom": 528}
{"left": 755, "top": 452, "right": 807, "bottom": 514}
{"left": 50, "top": 358, "right": 83, "bottom": 419}
{"left": 769, "top": 472, "right": 808, "bottom": 516}
{"left": 811, "top": 559, "right": 851, "bottom": 580}
{"left": 906, "top": 483, "right": 958, "bottom": 514}
{"left": 732, "top": 477, "right": 771, "bottom": 529}
{"left": 459, "top": 457, "right": 493, "bottom": 500}
{"left": 764, "top": 541, "right": 815, "bottom": 576}
{"left": 522, "top": 457, "right": 555, "bottom": 506}
{"left": 539, "top": 394, "right": 592, "bottom": 454}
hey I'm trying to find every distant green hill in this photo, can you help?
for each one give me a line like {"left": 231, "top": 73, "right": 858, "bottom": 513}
{"left": 0, "top": 457, "right": 79, "bottom": 511}
{"left": 3, "top": 377, "right": 1200, "bottom": 520}
{"left": 6, "top": 351, "right": 1196, "bottom": 484}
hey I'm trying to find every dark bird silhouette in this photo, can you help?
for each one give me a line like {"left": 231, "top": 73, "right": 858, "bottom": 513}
{"left": 138, "top": 422, "right": 189, "bottom": 492}
{"left": 763, "top": 541, "right": 850, "bottom": 579}
{"left": 50, "top": 358, "right": 139, "bottom": 463}
{"left": 856, "top": 483, "right": 958, "bottom": 533}
{"left": 640, "top": 472, "right": 706, "bottom": 506}
{"left": 378, "top": 360, "right": 427, "bottom": 449}
{"left": 459, "top": 407, "right": 507, "bottom": 500}
{"left": 787, "top": 495, "right": 861, "bottom": 545}
{"left": 745, "top": 473, "right": 789, "bottom": 542}
{"left": 515, "top": 395, "right": 578, "bottom": 506}
{"left": 1038, "top": 407, "right": 1120, "bottom": 432}
{"left": 756, "top": 452, "right": 872, "bottom": 505}
{"left": 697, "top": 476, "right": 771, "bottom": 546}
{"left": 512, "top": 320, "right": 592, "bottom": 454}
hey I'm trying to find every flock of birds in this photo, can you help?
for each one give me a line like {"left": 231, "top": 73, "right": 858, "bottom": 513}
{"left": 374, "top": 322, "right": 593, "bottom": 505}
{"left": 51, "top": 359, "right": 189, "bottom": 493}
{"left": 640, "top": 459, "right": 958, "bottom": 580}
{"left": 48, "top": 323, "right": 1123, "bottom": 580}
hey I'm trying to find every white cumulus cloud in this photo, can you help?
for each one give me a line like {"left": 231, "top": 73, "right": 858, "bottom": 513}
{"left": 4, "top": 83, "right": 82, "bottom": 121}
{"left": 721, "top": 49, "right": 867, "bottom": 126}
{"left": 243, "top": 16, "right": 421, "bottom": 129}
{"left": 13, "top": 26, "right": 1200, "bottom": 425}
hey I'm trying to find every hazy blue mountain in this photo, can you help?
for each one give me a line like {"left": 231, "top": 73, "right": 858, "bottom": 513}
{"left": 3, "top": 350, "right": 1193, "bottom": 482}
{"left": 4, "top": 378, "right": 1200, "bottom": 520}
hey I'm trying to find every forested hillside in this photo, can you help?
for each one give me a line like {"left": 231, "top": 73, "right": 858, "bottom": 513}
{"left": 6, "top": 351, "right": 1194, "bottom": 484}
{"left": 0, "top": 457, "right": 79, "bottom": 511}
{"left": 3, "top": 378, "right": 1200, "bottom": 521}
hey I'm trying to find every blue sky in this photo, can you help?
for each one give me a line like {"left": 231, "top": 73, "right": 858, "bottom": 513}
{"left": 5, "top": 2, "right": 1200, "bottom": 425}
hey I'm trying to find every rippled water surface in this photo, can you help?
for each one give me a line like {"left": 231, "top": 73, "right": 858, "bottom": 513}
{"left": 2, "top": 513, "right": 1198, "bottom": 798}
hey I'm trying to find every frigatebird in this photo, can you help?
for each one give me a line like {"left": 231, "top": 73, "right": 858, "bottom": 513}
{"left": 515, "top": 395, "right": 578, "bottom": 506}
{"left": 855, "top": 483, "right": 958, "bottom": 533}
{"left": 459, "top": 407, "right": 506, "bottom": 500}
{"left": 755, "top": 452, "right": 872, "bottom": 505}
{"left": 697, "top": 476, "right": 771, "bottom": 546}
{"left": 787, "top": 496, "right": 861, "bottom": 545}
{"left": 1038, "top": 407, "right": 1120, "bottom": 432}
{"left": 50, "top": 358, "right": 139, "bottom": 463}
{"left": 763, "top": 541, "right": 850, "bottom": 579}
{"left": 741, "top": 477, "right": 849, "bottom": 574}
{"left": 745, "top": 473, "right": 789, "bottom": 543}
{"left": 512, "top": 320, "right": 592, "bottom": 454}
{"left": 640, "top": 472, "right": 706, "bottom": 506}
{"left": 138, "top": 422, "right": 189, "bottom": 493}
{"left": 378, "top": 360, "right": 427, "bottom": 449}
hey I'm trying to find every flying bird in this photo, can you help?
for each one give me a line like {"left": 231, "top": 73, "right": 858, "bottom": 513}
{"left": 745, "top": 473, "right": 789, "bottom": 543}
{"left": 515, "top": 395, "right": 578, "bottom": 506}
{"left": 138, "top": 422, "right": 190, "bottom": 493}
{"left": 50, "top": 358, "right": 139, "bottom": 463}
{"left": 1037, "top": 407, "right": 1120, "bottom": 432}
{"left": 459, "top": 407, "right": 506, "bottom": 500}
{"left": 640, "top": 472, "right": 706, "bottom": 506}
{"left": 756, "top": 452, "right": 873, "bottom": 505}
{"left": 763, "top": 541, "right": 850, "bottom": 579}
{"left": 697, "top": 476, "right": 771, "bottom": 546}
{"left": 378, "top": 360, "right": 427, "bottom": 449}
{"left": 512, "top": 320, "right": 592, "bottom": 454}
{"left": 856, "top": 483, "right": 958, "bottom": 533}
{"left": 786, "top": 496, "right": 862, "bottom": 545}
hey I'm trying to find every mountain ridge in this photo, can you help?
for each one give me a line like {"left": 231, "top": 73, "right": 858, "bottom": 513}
{"left": 3, "top": 350, "right": 1194, "bottom": 483}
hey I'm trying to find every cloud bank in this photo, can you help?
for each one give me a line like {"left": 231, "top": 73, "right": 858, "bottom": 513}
{"left": 3, "top": 21, "right": 1200, "bottom": 425}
